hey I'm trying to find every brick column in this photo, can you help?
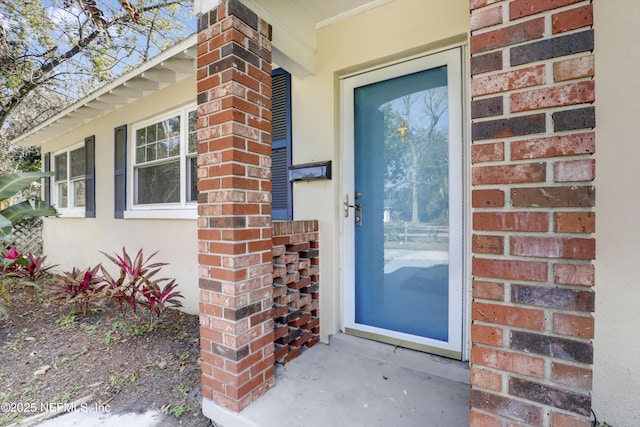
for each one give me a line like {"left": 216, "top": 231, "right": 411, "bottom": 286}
{"left": 469, "top": 1, "right": 595, "bottom": 426}
{"left": 196, "top": 0, "right": 274, "bottom": 413}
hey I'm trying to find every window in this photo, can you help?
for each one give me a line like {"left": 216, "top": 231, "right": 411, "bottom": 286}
{"left": 131, "top": 107, "right": 197, "bottom": 210}
{"left": 118, "top": 70, "right": 291, "bottom": 219}
{"left": 46, "top": 136, "right": 95, "bottom": 217}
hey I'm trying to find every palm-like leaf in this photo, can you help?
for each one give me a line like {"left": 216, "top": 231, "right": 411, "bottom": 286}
{"left": 0, "top": 172, "right": 58, "bottom": 241}
{"left": 0, "top": 216, "right": 12, "bottom": 241}
{"left": 0, "top": 172, "right": 52, "bottom": 201}
{"left": 1, "top": 200, "right": 58, "bottom": 224}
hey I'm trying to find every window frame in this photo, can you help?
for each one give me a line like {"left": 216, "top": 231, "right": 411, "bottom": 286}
{"left": 52, "top": 142, "right": 87, "bottom": 217}
{"left": 127, "top": 104, "right": 198, "bottom": 218}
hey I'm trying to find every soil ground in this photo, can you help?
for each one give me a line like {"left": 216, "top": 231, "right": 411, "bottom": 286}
{"left": 0, "top": 281, "right": 212, "bottom": 426}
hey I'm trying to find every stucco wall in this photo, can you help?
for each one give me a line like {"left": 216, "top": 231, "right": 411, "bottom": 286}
{"left": 37, "top": 0, "right": 471, "bottom": 330}
{"left": 289, "top": 0, "right": 469, "bottom": 341}
{"left": 41, "top": 76, "right": 200, "bottom": 314}
{"left": 593, "top": 1, "right": 640, "bottom": 425}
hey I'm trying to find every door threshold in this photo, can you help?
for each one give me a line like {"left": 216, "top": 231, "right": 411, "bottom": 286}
{"left": 344, "top": 327, "right": 462, "bottom": 360}
{"left": 336, "top": 332, "right": 469, "bottom": 384}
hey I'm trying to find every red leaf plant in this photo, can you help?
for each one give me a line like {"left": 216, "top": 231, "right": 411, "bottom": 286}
{"left": 1, "top": 246, "right": 27, "bottom": 272}
{"left": 55, "top": 265, "right": 106, "bottom": 315}
{"left": 101, "top": 247, "right": 183, "bottom": 327}
{"left": 6, "top": 252, "right": 57, "bottom": 285}
{"left": 1, "top": 248, "right": 56, "bottom": 305}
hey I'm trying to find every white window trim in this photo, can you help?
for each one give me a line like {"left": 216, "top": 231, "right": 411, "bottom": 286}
{"left": 52, "top": 142, "right": 86, "bottom": 218}
{"left": 124, "top": 209, "right": 197, "bottom": 220}
{"left": 127, "top": 104, "right": 198, "bottom": 219}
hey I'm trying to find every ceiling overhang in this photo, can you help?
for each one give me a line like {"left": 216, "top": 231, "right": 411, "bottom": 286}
{"left": 196, "top": 0, "right": 391, "bottom": 78}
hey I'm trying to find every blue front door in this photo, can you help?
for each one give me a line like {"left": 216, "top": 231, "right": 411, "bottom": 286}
{"left": 343, "top": 49, "right": 464, "bottom": 359}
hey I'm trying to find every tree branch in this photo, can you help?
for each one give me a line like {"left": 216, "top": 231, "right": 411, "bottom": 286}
{"left": 0, "top": 0, "right": 189, "bottom": 130}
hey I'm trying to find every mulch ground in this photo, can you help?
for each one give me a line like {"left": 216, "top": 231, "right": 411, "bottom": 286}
{"left": 0, "top": 282, "right": 213, "bottom": 426}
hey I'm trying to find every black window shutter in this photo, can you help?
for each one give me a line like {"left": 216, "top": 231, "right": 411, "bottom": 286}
{"left": 271, "top": 68, "right": 292, "bottom": 220}
{"left": 43, "top": 152, "right": 51, "bottom": 207}
{"left": 84, "top": 136, "right": 96, "bottom": 218}
{"left": 114, "top": 125, "right": 127, "bottom": 218}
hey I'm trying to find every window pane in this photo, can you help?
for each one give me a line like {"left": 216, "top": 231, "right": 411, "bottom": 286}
{"left": 146, "top": 144, "right": 157, "bottom": 162}
{"left": 157, "top": 139, "right": 169, "bottom": 159}
{"left": 188, "top": 111, "right": 197, "bottom": 154}
{"left": 136, "top": 146, "right": 145, "bottom": 163}
{"left": 57, "top": 182, "right": 68, "bottom": 208}
{"left": 156, "top": 122, "right": 166, "bottom": 140}
{"left": 73, "top": 180, "right": 86, "bottom": 207}
{"left": 147, "top": 124, "right": 156, "bottom": 142}
{"left": 188, "top": 110, "right": 197, "bottom": 131}
{"left": 136, "top": 161, "right": 180, "bottom": 204}
{"left": 189, "top": 133, "right": 197, "bottom": 154}
{"left": 169, "top": 136, "right": 181, "bottom": 157}
{"left": 138, "top": 117, "right": 182, "bottom": 166}
{"left": 136, "top": 128, "right": 146, "bottom": 146}
{"left": 188, "top": 156, "right": 198, "bottom": 202}
{"left": 70, "top": 147, "right": 85, "bottom": 179}
{"left": 55, "top": 153, "right": 67, "bottom": 182}
{"left": 167, "top": 116, "right": 180, "bottom": 135}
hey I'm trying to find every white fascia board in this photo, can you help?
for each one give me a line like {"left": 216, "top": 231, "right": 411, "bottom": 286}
{"left": 315, "top": 0, "right": 393, "bottom": 29}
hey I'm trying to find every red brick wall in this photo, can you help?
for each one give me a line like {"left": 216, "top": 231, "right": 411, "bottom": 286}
{"left": 272, "top": 220, "right": 320, "bottom": 364}
{"left": 196, "top": 0, "right": 275, "bottom": 413}
{"left": 469, "top": 1, "right": 595, "bottom": 426}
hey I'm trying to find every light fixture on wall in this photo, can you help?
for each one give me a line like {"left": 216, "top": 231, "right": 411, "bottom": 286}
{"left": 396, "top": 121, "right": 408, "bottom": 142}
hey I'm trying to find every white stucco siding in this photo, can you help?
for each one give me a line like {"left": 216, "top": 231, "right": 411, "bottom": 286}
{"left": 289, "top": 0, "right": 469, "bottom": 341}
{"left": 593, "top": 1, "right": 640, "bottom": 425}
{"left": 41, "top": 76, "right": 200, "bottom": 314}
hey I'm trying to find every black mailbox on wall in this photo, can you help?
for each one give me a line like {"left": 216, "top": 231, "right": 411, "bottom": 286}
{"left": 288, "top": 161, "right": 332, "bottom": 182}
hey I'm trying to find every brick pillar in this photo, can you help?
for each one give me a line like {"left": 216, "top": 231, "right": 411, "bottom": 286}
{"left": 469, "top": 1, "right": 595, "bottom": 426}
{"left": 196, "top": 0, "right": 275, "bottom": 413}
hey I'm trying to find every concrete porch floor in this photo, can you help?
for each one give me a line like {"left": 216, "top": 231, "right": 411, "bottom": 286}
{"left": 205, "top": 333, "right": 471, "bottom": 427}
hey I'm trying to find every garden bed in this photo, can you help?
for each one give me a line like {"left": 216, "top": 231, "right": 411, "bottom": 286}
{"left": 0, "top": 282, "right": 210, "bottom": 426}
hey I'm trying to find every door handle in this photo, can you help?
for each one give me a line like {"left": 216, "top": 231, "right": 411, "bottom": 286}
{"left": 343, "top": 194, "right": 363, "bottom": 226}
{"left": 344, "top": 194, "right": 351, "bottom": 217}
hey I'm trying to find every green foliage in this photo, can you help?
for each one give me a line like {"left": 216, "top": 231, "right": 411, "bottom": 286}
{"left": 54, "top": 346, "right": 87, "bottom": 366}
{"left": 0, "top": 172, "right": 58, "bottom": 240}
{"left": 85, "top": 321, "right": 101, "bottom": 337}
{"left": 168, "top": 404, "right": 186, "bottom": 417}
{"left": 103, "top": 330, "right": 120, "bottom": 346}
{"left": 55, "top": 311, "right": 78, "bottom": 328}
